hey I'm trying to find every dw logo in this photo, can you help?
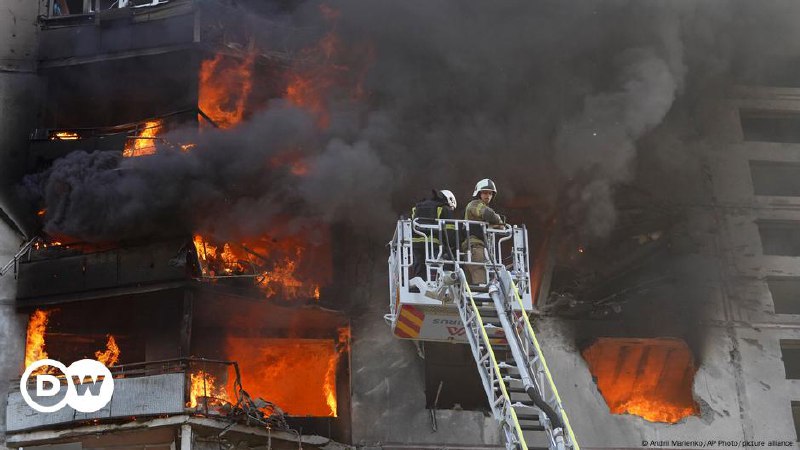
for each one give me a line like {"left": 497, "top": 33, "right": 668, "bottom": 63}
{"left": 20, "top": 359, "right": 114, "bottom": 413}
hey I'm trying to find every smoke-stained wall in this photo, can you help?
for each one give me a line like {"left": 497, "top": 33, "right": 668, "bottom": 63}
{"left": 0, "top": 0, "right": 44, "bottom": 209}
{"left": 0, "top": 1, "right": 41, "bottom": 448}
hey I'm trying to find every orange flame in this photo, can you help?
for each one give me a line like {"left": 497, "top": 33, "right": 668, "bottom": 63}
{"left": 193, "top": 233, "right": 329, "bottom": 301}
{"left": 94, "top": 335, "right": 120, "bottom": 367}
{"left": 26, "top": 309, "right": 121, "bottom": 374}
{"left": 284, "top": 6, "right": 346, "bottom": 129}
{"left": 188, "top": 370, "right": 230, "bottom": 408}
{"left": 25, "top": 310, "right": 52, "bottom": 374}
{"left": 284, "top": 4, "right": 373, "bottom": 129}
{"left": 582, "top": 337, "right": 699, "bottom": 423}
{"left": 50, "top": 131, "right": 79, "bottom": 140}
{"left": 199, "top": 53, "right": 255, "bottom": 129}
{"left": 324, "top": 327, "right": 350, "bottom": 415}
{"left": 226, "top": 330, "right": 349, "bottom": 417}
{"left": 123, "top": 120, "right": 163, "bottom": 158}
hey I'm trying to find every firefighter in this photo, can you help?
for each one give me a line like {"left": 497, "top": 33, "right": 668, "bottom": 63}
{"left": 463, "top": 178, "right": 503, "bottom": 285}
{"left": 410, "top": 189, "right": 458, "bottom": 288}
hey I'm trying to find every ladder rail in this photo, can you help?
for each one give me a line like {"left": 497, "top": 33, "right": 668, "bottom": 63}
{"left": 457, "top": 270, "right": 528, "bottom": 450}
{"left": 482, "top": 230, "right": 578, "bottom": 450}
{"left": 482, "top": 240, "right": 577, "bottom": 450}
{"left": 490, "top": 274, "right": 565, "bottom": 450}
{"left": 508, "top": 276, "right": 580, "bottom": 450}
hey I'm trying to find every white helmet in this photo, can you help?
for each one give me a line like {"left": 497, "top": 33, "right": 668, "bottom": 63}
{"left": 472, "top": 178, "right": 497, "bottom": 197}
{"left": 440, "top": 189, "right": 457, "bottom": 209}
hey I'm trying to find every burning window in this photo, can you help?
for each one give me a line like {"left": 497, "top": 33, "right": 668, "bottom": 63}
{"left": 24, "top": 308, "right": 125, "bottom": 374}
{"left": 582, "top": 337, "right": 699, "bottom": 423}
{"left": 192, "top": 231, "right": 330, "bottom": 302}
{"left": 768, "top": 277, "right": 800, "bottom": 315}
{"left": 225, "top": 332, "right": 348, "bottom": 417}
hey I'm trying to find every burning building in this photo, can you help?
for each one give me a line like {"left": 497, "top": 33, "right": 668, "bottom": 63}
{"left": 3, "top": 1, "right": 800, "bottom": 449}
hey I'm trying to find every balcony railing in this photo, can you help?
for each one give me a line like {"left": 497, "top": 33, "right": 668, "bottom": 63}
{"left": 6, "top": 357, "right": 288, "bottom": 433}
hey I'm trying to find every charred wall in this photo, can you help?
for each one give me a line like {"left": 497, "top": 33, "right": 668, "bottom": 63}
{"left": 42, "top": 52, "right": 199, "bottom": 128}
{"left": 0, "top": 1, "right": 42, "bottom": 449}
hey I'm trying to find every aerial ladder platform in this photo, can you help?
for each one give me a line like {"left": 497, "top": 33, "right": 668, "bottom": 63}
{"left": 387, "top": 218, "right": 579, "bottom": 450}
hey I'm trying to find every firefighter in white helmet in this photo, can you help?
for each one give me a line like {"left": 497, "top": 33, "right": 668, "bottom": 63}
{"left": 409, "top": 189, "right": 458, "bottom": 288}
{"left": 463, "top": 178, "right": 502, "bottom": 285}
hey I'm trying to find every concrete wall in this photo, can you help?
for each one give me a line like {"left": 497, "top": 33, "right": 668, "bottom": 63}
{"left": 0, "top": 1, "right": 41, "bottom": 449}
{"left": 532, "top": 87, "right": 800, "bottom": 450}
{"left": 346, "top": 233, "right": 502, "bottom": 448}
{"left": 0, "top": 0, "right": 43, "bottom": 189}
{"left": 0, "top": 222, "right": 26, "bottom": 450}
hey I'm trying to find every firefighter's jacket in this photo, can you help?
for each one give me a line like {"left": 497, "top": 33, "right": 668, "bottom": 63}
{"left": 411, "top": 199, "right": 457, "bottom": 259}
{"left": 464, "top": 199, "right": 502, "bottom": 246}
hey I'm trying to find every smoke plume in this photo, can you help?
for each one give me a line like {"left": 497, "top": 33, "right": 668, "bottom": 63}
{"left": 22, "top": 0, "right": 800, "bottom": 243}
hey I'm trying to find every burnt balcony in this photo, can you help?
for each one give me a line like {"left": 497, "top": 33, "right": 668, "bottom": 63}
{"left": 38, "top": 0, "right": 293, "bottom": 69}
{"left": 5, "top": 358, "right": 344, "bottom": 449}
{"left": 14, "top": 237, "right": 197, "bottom": 305}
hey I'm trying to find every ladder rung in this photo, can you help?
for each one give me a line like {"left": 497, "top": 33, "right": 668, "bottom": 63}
{"left": 478, "top": 308, "right": 499, "bottom": 317}
{"left": 520, "top": 424, "right": 546, "bottom": 432}
{"left": 515, "top": 413, "right": 541, "bottom": 421}
{"left": 496, "top": 386, "right": 526, "bottom": 394}
{"left": 512, "top": 401, "right": 537, "bottom": 408}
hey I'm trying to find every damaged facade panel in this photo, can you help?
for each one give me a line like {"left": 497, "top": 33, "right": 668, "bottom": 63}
{"left": 15, "top": 238, "right": 196, "bottom": 304}
{"left": 6, "top": 372, "right": 185, "bottom": 432}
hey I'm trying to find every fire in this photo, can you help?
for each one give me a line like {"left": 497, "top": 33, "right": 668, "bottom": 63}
{"left": 25, "top": 310, "right": 52, "bottom": 374}
{"left": 188, "top": 370, "right": 230, "bottom": 408}
{"left": 257, "top": 253, "right": 304, "bottom": 298}
{"left": 50, "top": 131, "right": 79, "bottom": 140}
{"left": 582, "top": 337, "right": 699, "bottom": 423}
{"left": 226, "top": 328, "right": 349, "bottom": 417}
{"left": 123, "top": 120, "right": 163, "bottom": 158}
{"left": 94, "top": 335, "right": 120, "bottom": 367}
{"left": 192, "top": 232, "right": 330, "bottom": 301}
{"left": 32, "top": 239, "right": 64, "bottom": 250}
{"left": 323, "top": 327, "right": 350, "bottom": 415}
{"left": 25, "top": 309, "right": 121, "bottom": 375}
{"left": 284, "top": 4, "right": 373, "bottom": 129}
{"left": 199, "top": 53, "right": 255, "bottom": 129}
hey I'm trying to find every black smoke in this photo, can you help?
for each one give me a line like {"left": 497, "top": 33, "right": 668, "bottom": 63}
{"left": 23, "top": 0, "right": 800, "bottom": 243}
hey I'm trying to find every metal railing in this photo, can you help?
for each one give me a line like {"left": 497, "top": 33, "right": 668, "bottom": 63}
{"left": 11, "top": 357, "right": 290, "bottom": 430}
{"left": 387, "top": 218, "right": 531, "bottom": 319}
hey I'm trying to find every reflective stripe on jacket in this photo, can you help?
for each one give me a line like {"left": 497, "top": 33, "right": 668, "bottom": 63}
{"left": 464, "top": 199, "right": 501, "bottom": 245}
